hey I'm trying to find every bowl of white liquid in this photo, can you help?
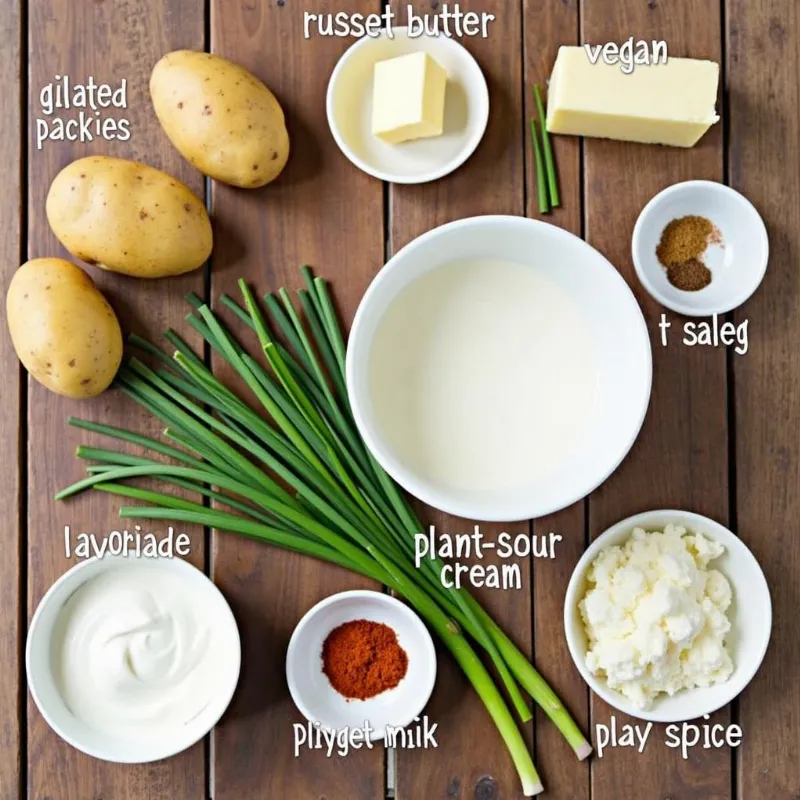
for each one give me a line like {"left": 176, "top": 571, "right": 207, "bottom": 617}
{"left": 347, "top": 215, "right": 652, "bottom": 522}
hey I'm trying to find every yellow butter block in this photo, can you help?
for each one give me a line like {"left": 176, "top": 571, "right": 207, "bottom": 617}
{"left": 546, "top": 46, "right": 719, "bottom": 147}
{"left": 372, "top": 52, "right": 447, "bottom": 144}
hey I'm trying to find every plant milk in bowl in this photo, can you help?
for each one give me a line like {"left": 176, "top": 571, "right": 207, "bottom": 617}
{"left": 369, "top": 258, "right": 597, "bottom": 494}
{"left": 347, "top": 215, "right": 652, "bottom": 521}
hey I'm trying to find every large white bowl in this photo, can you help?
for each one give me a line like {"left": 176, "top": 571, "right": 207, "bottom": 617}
{"left": 564, "top": 510, "right": 772, "bottom": 723}
{"left": 27, "top": 555, "right": 241, "bottom": 763}
{"left": 346, "top": 215, "right": 652, "bottom": 522}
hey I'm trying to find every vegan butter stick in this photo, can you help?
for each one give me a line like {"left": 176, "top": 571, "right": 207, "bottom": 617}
{"left": 372, "top": 51, "right": 447, "bottom": 144}
{"left": 545, "top": 46, "right": 719, "bottom": 147}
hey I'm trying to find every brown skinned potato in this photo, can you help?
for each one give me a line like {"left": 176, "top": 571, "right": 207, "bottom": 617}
{"left": 46, "top": 156, "right": 212, "bottom": 278}
{"left": 6, "top": 258, "right": 123, "bottom": 398}
{"left": 150, "top": 50, "right": 290, "bottom": 188}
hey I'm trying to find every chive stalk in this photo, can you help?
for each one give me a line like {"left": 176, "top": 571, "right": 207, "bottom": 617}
{"left": 533, "top": 84, "right": 560, "bottom": 208}
{"left": 530, "top": 119, "right": 549, "bottom": 214}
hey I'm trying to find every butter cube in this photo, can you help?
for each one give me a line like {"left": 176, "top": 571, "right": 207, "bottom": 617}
{"left": 546, "top": 46, "right": 719, "bottom": 147}
{"left": 372, "top": 52, "right": 447, "bottom": 144}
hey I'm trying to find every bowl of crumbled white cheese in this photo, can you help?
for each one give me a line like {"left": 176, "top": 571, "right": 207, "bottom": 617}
{"left": 564, "top": 510, "right": 771, "bottom": 722}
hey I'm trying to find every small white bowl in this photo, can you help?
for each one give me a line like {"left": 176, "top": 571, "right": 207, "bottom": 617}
{"left": 27, "top": 555, "right": 241, "bottom": 763}
{"left": 326, "top": 28, "right": 489, "bottom": 184}
{"left": 632, "top": 180, "right": 769, "bottom": 316}
{"left": 564, "top": 510, "right": 771, "bottom": 723}
{"left": 286, "top": 590, "right": 436, "bottom": 739}
{"left": 347, "top": 215, "right": 652, "bottom": 522}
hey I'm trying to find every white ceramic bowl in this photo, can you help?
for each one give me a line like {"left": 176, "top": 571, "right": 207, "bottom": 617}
{"left": 286, "top": 590, "right": 436, "bottom": 740}
{"left": 632, "top": 180, "right": 769, "bottom": 316}
{"left": 27, "top": 555, "right": 241, "bottom": 762}
{"left": 564, "top": 509, "right": 772, "bottom": 723}
{"left": 326, "top": 28, "right": 489, "bottom": 183}
{"left": 347, "top": 215, "right": 652, "bottom": 522}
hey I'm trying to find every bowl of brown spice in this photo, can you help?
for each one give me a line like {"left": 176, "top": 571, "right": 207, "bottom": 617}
{"left": 286, "top": 590, "right": 436, "bottom": 740}
{"left": 632, "top": 180, "right": 768, "bottom": 316}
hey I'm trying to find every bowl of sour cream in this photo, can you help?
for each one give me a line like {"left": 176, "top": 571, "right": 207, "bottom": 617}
{"left": 347, "top": 215, "right": 652, "bottom": 522}
{"left": 27, "top": 555, "right": 241, "bottom": 763}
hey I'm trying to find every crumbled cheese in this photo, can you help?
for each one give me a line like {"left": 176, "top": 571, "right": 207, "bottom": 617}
{"left": 579, "top": 524, "right": 734, "bottom": 709}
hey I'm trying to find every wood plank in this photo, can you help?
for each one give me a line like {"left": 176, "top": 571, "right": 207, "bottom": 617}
{"left": 208, "top": 2, "right": 384, "bottom": 797}
{"left": 581, "top": 2, "right": 731, "bottom": 799}
{"left": 0, "top": 1, "right": 22, "bottom": 798}
{"left": 727, "top": 2, "right": 800, "bottom": 797}
{"left": 524, "top": 9, "right": 590, "bottom": 798}
{"left": 388, "top": 3, "right": 532, "bottom": 798}
{"left": 26, "top": 1, "right": 207, "bottom": 797}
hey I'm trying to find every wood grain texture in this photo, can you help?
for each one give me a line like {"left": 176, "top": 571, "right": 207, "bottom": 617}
{"left": 581, "top": 1, "right": 731, "bottom": 798}
{"left": 10, "top": 1, "right": 798, "bottom": 798}
{"left": 0, "top": 1, "right": 22, "bottom": 798}
{"left": 727, "top": 2, "right": 800, "bottom": 797}
{"left": 532, "top": 504, "right": 590, "bottom": 800}
{"left": 396, "top": 514, "right": 534, "bottom": 800}
{"left": 208, "top": 2, "right": 385, "bottom": 798}
{"left": 26, "top": 1, "right": 206, "bottom": 797}
{"left": 388, "top": 3, "right": 533, "bottom": 798}
{"left": 523, "top": 2, "right": 591, "bottom": 798}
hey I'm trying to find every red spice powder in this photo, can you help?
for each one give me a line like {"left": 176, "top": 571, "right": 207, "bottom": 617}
{"left": 322, "top": 619, "right": 409, "bottom": 700}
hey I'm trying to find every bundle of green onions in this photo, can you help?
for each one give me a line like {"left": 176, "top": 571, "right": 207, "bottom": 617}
{"left": 57, "top": 268, "right": 590, "bottom": 796}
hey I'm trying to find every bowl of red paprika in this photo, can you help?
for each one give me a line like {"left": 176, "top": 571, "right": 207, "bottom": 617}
{"left": 286, "top": 590, "right": 437, "bottom": 740}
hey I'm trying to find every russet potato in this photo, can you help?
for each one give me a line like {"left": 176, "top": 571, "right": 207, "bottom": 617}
{"left": 6, "top": 258, "right": 123, "bottom": 398}
{"left": 150, "top": 50, "right": 290, "bottom": 188}
{"left": 46, "top": 155, "right": 212, "bottom": 278}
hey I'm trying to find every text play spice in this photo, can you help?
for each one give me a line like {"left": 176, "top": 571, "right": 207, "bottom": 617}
{"left": 322, "top": 619, "right": 409, "bottom": 700}
{"left": 655, "top": 214, "right": 721, "bottom": 292}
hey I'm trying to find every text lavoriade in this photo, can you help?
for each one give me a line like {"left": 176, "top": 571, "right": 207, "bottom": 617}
{"left": 63, "top": 525, "right": 191, "bottom": 559}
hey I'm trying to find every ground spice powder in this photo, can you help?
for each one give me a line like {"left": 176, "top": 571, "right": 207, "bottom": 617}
{"left": 322, "top": 619, "right": 409, "bottom": 700}
{"left": 667, "top": 258, "right": 712, "bottom": 292}
{"left": 656, "top": 214, "right": 721, "bottom": 292}
{"left": 656, "top": 215, "right": 715, "bottom": 266}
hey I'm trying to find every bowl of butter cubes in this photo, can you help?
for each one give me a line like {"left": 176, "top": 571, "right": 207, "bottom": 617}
{"left": 563, "top": 509, "right": 771, "bottom": 722}
{"left": 326, "top": 27, "right": 489, "bottom": 184}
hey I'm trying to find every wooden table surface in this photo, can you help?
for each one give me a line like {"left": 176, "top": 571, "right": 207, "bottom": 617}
{"left": 2, "top": 0, "right": 798, "bottom": 798}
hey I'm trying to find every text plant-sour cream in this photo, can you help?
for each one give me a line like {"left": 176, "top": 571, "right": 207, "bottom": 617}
{"left": 368, "top": 259, "right": 598, "bottom": 493}
{"left": 580, "top": 525, "right": 734, "bottom": 709}
{"left": 51, "top": 563, "right": 228, "bottom": 741}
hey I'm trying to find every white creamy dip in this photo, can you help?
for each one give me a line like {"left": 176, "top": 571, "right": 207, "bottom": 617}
{"left": 580, "top": 525, "right": 734, "bottom": 709}
{"left": 51, "top": 564, "right": 225, "bottom": 740}
{"left": 368, "top": 258, "right": 598, "bottom": 492}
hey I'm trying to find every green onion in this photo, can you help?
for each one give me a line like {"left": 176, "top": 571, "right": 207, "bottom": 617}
{"left": 57, "top": 271, "right": 591, "bottom": 796}
{"left": 533, "top": 84, "right": 560, "bottom": 208}
{"left": 530, "top": 118, "right": 549, "bottom": 214}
